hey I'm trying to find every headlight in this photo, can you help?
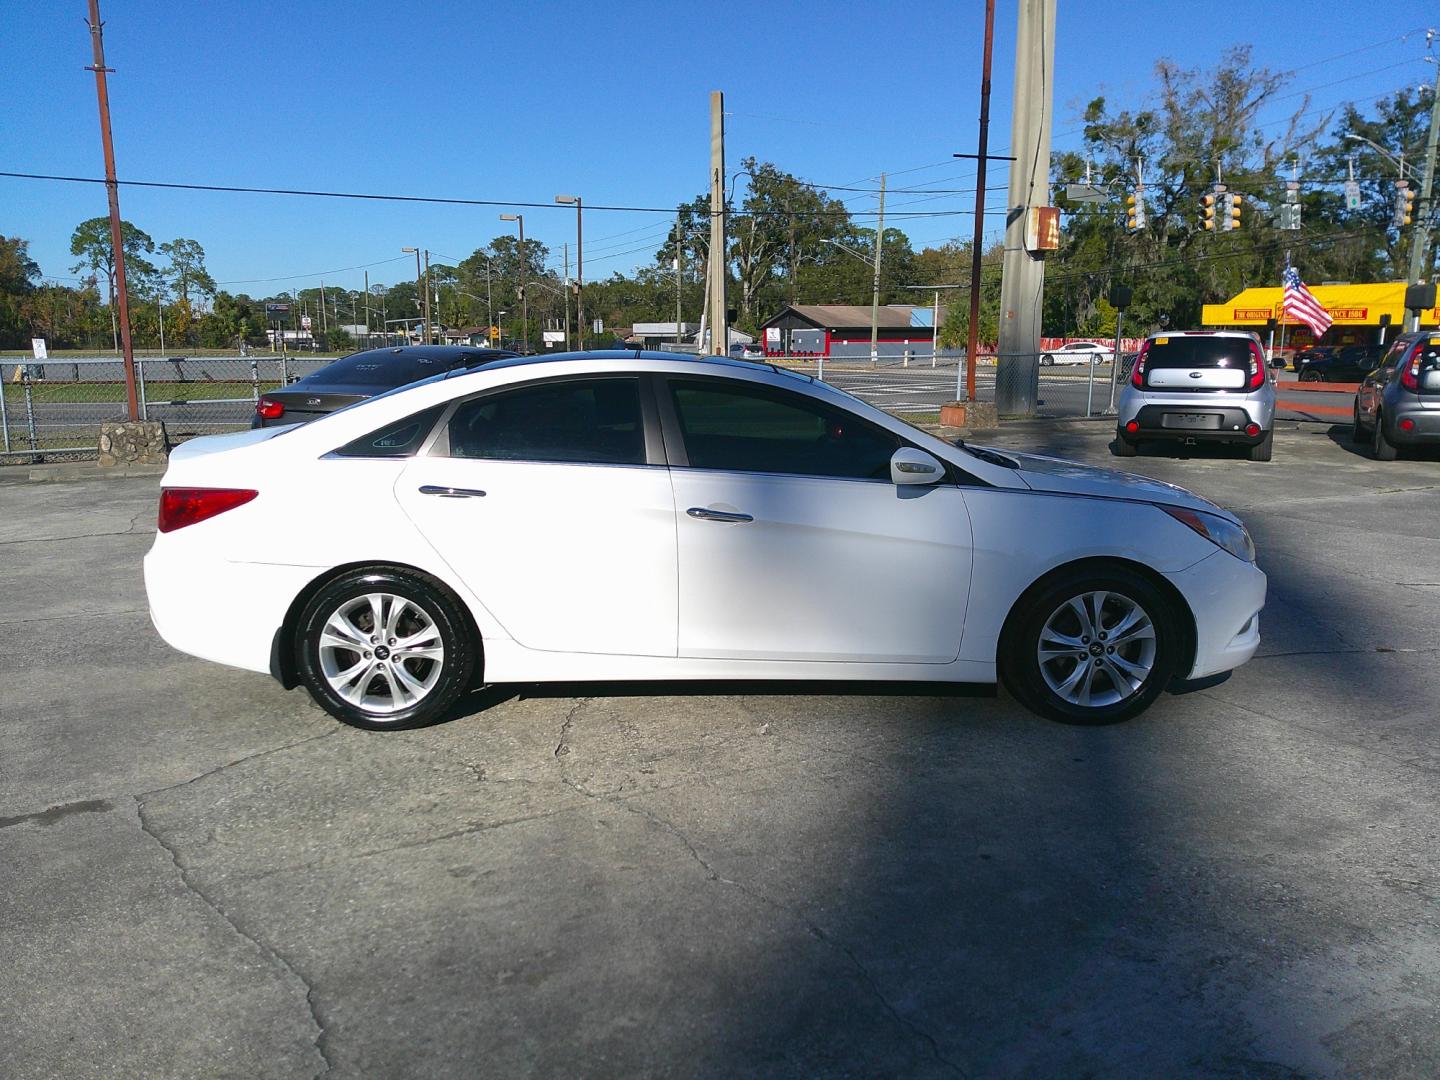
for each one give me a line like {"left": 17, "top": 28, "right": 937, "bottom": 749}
{"left": 1159, "top": 505, "right": 1255, "bottom": 562}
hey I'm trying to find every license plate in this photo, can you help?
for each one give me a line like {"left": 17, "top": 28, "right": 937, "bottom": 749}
{"left": 1160, "top": 412, "right": 1221, "bottom": 430}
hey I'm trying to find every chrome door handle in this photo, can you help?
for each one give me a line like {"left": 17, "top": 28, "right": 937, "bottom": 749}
{"left": 419, "top": 485, "right": 486, "bottom": 499}
{"left": 687, "top": 507, "right": 753, "bottom": 523}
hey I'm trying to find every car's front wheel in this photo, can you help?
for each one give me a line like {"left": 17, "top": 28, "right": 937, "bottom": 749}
{"left": 295, "top": 567, "right": 476, "bottom": 730}
{"left": 1002, "top": 567, "right": 1179, "bottom": 724}
{"left": 1040, "top": 354, "right": 1053, "bottom": 366}
{"left": 1372, "top": 411, "right": 1399, "bottom": 461}
{"left": 1351, "top": 400, "right": 1370, "bottom": 442}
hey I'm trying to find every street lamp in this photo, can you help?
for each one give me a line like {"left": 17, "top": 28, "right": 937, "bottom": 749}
{"left": 1344, "top": 134, "right": 1419, "bottom": 180}
{"left": 555, "top": 195, "right": 584, "bottom": 349}
{"left": 499, "top": 214, "right": 528, "bottom": 351}
{"left": 401, "top": 247, "right": 426, "bottom": 344}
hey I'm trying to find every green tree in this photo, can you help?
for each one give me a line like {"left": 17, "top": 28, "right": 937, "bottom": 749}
{"left": 0, "top": 234, "right": 40, "bottom": 347}
{"left": 158, "top": 238, "right": 216, "bottom": 306}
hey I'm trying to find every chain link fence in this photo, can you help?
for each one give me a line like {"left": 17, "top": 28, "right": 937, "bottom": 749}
{"left": 0, "top": 356, "right": 335, "bottom": 464}
{"left": 0, "top": 350, "right": 1140, "bottom": 465}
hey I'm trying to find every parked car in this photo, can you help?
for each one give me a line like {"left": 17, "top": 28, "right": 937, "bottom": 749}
{"left": 1041, "top": 341, "right": 1114, "bottom": 366}
{"left": 252, "top": 345, "right": 519, "bottom": 427}
{"left": 1290, "top": 345, "right": 1336, "bottom": 372}
{"left": 146, "top": 350, "right": 1266, "bottom": 731}
{"left": 1297, "top": 343, "right": 1387, "bottom": 383}
{"left": 1114, "top": 330, "right": 1284, "bottom": 461}
{"left": 1352, "top": 331, "right": 1440, "bottom": 460}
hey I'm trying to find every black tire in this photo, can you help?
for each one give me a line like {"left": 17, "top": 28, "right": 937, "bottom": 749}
{"left": 1040, "top": 355, "right": 1053, "bottom": 366}
{"left": 1247, "top": 428, "right": 1274, "bottom": 462}
{"left": 1111, "top": 433, "right": 1138, "bottom": 457}
{"left": 1372, "top": 411, "right": 1399, "bottom": 461}
{"left": 1299, "top": 369, "right": 1321, "bottom": 382}
{"left": 294, "top": 566, "right": 477, "bottom": 730}
{"left": 1351, "top": 400, "right": 1369, "bottom": 443}
{"left": 1000, "top": 566, "right": 1180, "bottom": 725}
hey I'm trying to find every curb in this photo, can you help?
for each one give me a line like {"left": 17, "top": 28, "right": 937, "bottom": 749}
{"left": 0, "top": 461, "right": 167, "bottom": 484}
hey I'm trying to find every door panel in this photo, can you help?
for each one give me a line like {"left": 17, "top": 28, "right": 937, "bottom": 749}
{"left": 671, "top": 470, "right": 972, "bottom": 663}
{"left": 397, "top": 458, "right": 677, "bottom": 656}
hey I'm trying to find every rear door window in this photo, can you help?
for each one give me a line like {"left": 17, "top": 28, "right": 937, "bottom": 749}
{"left": 446, "top": 378, "right": 646, "bottom": 465}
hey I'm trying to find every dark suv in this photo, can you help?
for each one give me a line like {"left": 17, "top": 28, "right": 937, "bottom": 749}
{"left": 1298, "top": 343, "right": 1387, "bottom": 382}
{"left": 1352, "top": 332, "right": 1440, "bottom": 460}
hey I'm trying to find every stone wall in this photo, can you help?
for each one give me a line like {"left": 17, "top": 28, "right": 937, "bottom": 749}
{"left": 98, "top": 421, "right": 168, "bottom": 467}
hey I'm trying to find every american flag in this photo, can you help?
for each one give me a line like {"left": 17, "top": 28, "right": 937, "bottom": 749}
{"left": 1282, "top": 266, "right": 1332, "bottom": 338}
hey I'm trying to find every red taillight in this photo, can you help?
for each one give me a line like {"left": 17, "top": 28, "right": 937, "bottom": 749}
{"left": 158, "top": 488, "right": 258, "bottom": 533}
{"left": 1244, "top": 422, "right": 1261, "bottom": 437}
{"left": 1399, "top": 417, "right": 1416, "bottom": 432}
{"left": 1130, "top": 342, "right": 1151, "bottom": 388}
{"left": 256, "top": 398, "right": 285, "bottom": 420}
{"left": 1247, "top": 343, "right": 1265, "bottom": 390}
{"left": 1400, "top": 355, "right": 1420, "bottom": 392}
{"left": 1124, "top": 420, "right": 1140, "bottom": 433}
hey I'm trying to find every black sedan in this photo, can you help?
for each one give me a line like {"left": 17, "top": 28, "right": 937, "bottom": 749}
{"left": 1296, "top": 344, "right": 1388, "bottom": 383}
{"left": 253, "top": 346, "right": 519, "bottom": 427}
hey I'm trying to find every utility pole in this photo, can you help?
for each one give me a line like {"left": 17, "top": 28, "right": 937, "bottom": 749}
{"left": 501, "top": 214, "right": 527, "bottom": 350}
{"left": 563, "top": 241, "right": 572, "bottom": 349}
{"left": 363, "top": 270, "right": 370, "bottom": 346}
{"left": 707, "top": 90, "right": 728, "bottom": 355}
{"left": 1406, "top": 48, "right": 1440, "bottom": 328}
{"left": 675, "top": 210, "right": 684, "bottom": 347}
{"left": 85, "top": 0, "right": 138, "bottom": 420}
{"left": 869, "top": 173, "right": 886, "bottom": 365}
{"left": 962, "top": 0, "right": 996, "bottom": 403}
{"left": 994, "top": 0, "right": 1057, "bottom": 417}
{"left": 403, "top": 247, "right": 422, "bottom": 343}
{"left": 421, "top": 251, "right": 432, "bottom": 345}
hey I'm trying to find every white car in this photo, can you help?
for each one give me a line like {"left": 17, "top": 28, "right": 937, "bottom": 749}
{"left": 1041, "top": 341, "right": 1114, "bottom": 366}
{"left": 144, "top": 351, "right": 1266, "bottom": 730}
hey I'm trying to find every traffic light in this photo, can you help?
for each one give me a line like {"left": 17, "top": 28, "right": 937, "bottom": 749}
{"left": 1201, "top": 192, "right": 1218, "bottom": 231}
{"left": 1395, "top": 181, "right": 1415, "bottom": 228}
{"left": 1126, "top": 188, "right": 1147, "bottom": 231}
{"left": 1279, "top": 181, "right": 1301, "bottom": 230}
{"left": 1224, "top": 192, "right": 1243, "bottom": 232}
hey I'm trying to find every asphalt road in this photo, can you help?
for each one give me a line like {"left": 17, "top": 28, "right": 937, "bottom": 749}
{"left": 3, "top": 422, "right": 1439, "bottom": 1077}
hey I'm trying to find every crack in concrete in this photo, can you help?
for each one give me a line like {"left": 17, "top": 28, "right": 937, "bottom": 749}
{"left": 553, "top": 697, "right": 590, "bottom": 758}
{"left": 0, "top": 528, "right": 153, "bottom": 546}
{"left": 556, "top": 773, "right": 968, "bottom": 1078}
{"left": 9, "top": 607, "right": 148, "bottom": 625}
{"left": 137, "top": 730, "right": 341, "bottom": 800}
{"left": 131, "top": 797, "right": 334, "bottom": 1078}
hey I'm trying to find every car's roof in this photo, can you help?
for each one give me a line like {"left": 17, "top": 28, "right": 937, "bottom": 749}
{"left": 343, "top": 344, "right": 518, "bottom": 362}
{"left": 1148, "top": 330, "right": 1257, "bottom": 339}
{"left": 466, "top": 348, "right": 809, "bottom": 380}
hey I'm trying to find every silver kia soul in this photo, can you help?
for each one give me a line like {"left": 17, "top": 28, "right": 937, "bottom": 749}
{"left": 1114, "top": 330, "right": 1282, "bottom": 461}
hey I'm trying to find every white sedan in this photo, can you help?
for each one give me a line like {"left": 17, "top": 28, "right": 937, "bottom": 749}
{"left": 1041, "top": 341, "right": 1115, "bottom": 366}
{"left": 144, "top": 351, "right": 1266, "bottom": 730}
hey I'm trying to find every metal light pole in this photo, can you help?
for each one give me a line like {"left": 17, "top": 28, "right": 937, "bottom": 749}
{"left": 402, "top": 247, "right": 423, "bottom": 344}
{"left": 868, "top": 173, "right": 886, "bottom": 365}
{"left": 1406, "top": 54, "right": 1440, "bottom": 325}
{"left": 957, "top": 0, "right": 996, "bottom": 403}
{"left": 556, "top": 195, "right": 584, "bottom": 348}
{"left": 85, "top": 0, "right": 138, "bottom": 420}
{"left": 500, "top": 214, "right": 527, "bottom": 350}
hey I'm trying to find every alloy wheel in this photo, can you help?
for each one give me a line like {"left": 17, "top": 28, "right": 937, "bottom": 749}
{"left": 1036, "top": 590, "right": 1156, "bottom": 708}
{"left": 317, "top": 592, "right": 445, "bottom": 714}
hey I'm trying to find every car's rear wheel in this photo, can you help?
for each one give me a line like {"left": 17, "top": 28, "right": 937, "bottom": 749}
{"left": 1299, "top": 369, "right": 1321, "bottom": 382}
{"left": 1372, "top": 411, "right": 1399, "bottom": 461}
{"left": 1247, "top": 428, "right": 1274, "bottom": 461}
{"left": 1040, "top": 354, "right": 1054, "bottom": 366}
{"left": 1351, "top": 400, "right": 1370, "bottom": 442}
{"left": 1111, "top": 434, "right": 1138, "bottom": 457}
{"left": 1002, "top": 568, "right": 1179, "bottom": 725}
{"left": 295, "top": 567, "right": 476, "bottom": 730}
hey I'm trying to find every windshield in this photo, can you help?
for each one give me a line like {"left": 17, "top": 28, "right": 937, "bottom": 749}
{"left": 1145, "top": 336, "right": 1253, "bottom": 369}
{"left": 303, "top": 351, "right": 455, "bottom": 387}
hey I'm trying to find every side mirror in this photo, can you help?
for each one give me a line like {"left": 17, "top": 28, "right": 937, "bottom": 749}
{"left": 1270, "top": 357, "right": 1286, "bottom": 368}
{"left": 891, "top": 446, "right": 944, "bottom": 485}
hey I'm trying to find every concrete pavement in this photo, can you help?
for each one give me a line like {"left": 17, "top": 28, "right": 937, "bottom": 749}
{"left": 3, "top": 422, "right": 1438, "bottom": 1078}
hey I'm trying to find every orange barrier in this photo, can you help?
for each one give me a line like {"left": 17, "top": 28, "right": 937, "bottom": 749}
{"left": 1283, "top": 380, "right": 1361, "bottom": 393}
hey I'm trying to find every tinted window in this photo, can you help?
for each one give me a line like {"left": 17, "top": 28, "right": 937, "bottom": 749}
{"left": 306, "top": 351, "right": 467, "bottom": 387}
{"left": 448, "top": 378, "right": 645, "bottom": 465}
{"left": 334, "top": 404, "right": 447, "bottom": 458}
{"left": 1145, "top": 336, "right": 1253, "bottom": 369}
{"left": 669, "top": 379, "right": 900, "bottom": 480}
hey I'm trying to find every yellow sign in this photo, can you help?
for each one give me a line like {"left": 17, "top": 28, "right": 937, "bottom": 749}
{"left": 1233, "top": 308, "right": 1272, "bottom": 320}
{"left": 1329, "top": 307, "right": 1368, "bottom": 320}
{"left": 1154, "top": 337, "right": 1169, "bottom": 345}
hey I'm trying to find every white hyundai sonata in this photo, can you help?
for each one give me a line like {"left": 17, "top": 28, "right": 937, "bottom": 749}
{"left": 144, "top": 351, "right": 1266, "bottom": 730}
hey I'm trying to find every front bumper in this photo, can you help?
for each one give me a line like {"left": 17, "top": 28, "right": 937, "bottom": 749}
{"left": 1163, "top": 550, "right": 1267, "bottom": 679}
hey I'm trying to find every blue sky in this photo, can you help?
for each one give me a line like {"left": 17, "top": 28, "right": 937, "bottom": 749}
{"left": 1, "top": 1, "right": 1432, "bottom": 297}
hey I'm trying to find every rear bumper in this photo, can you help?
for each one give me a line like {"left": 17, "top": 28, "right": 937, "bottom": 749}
{"left": 144, "top": 540, "right": 319, "bottom": 675}
{"left": 1118, "top": 404, "right": 1268, "bottom": 445}
{"left": 1387, "top": 408, "right": 1440, "bottom": 444}
{"left": 1163, "top": 551, "right": 1267, "bottom": 679}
